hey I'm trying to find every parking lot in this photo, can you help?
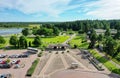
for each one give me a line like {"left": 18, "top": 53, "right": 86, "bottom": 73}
{"left": 0, "top": 49, "right": 37, "bottom": 78}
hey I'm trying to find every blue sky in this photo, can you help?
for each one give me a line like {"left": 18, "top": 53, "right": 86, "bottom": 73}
{"left": 0, "top": 0, "right": 120, "bottom": 22}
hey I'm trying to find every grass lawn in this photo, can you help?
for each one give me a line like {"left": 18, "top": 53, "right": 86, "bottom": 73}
{"left": 0, "top": 35, "right": 70, "bottom": 49}
{"left": 89, "top": 49, "right": 120, "bottom": 74}
{"left": 0, "top": 37, "right": 9, "bottom": 49}
{"left": 69, "top": 34, "right": 89, "bottom": 49}
{"left": 27, "top": 35, "right": 70, "bottom": 47}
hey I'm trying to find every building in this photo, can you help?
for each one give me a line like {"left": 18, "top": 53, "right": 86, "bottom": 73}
{"left": 46, "top": 44, "right": 69, "bottom": 51}
{"left": 27, "top": 47, "right": 38, "bottom": 54}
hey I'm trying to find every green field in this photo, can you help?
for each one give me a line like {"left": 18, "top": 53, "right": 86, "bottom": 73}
{"left": 27, "top": 36, "right": 70, "bottom": 47}
{"left": 69, "top": 34, "right": 89, "bottom": 49}
{"left": 0, "top": 37, "right": 9, "bottom": 49}
{"left": 0, "top": 36, "right": 70, "bottom": 49}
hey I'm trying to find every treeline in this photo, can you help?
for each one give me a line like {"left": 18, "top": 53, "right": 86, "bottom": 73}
{"left": 0, "top": 22, "right": 28, "bottom": 28}
{"left": 88, "top": 28, "right": 120, "bottom": 59}
{"left": 53, "top": 20, "right": 120, "bottom": 32}
{"left": 1, "top": 20, "right": 120, "bottom": 30}
{"left": 9, "top": 35, "right": 42, "bottom": 49}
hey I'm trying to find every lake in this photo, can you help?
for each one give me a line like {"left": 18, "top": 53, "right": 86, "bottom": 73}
{"left": 0, "top": 28, "right": 23, "bottom": 35}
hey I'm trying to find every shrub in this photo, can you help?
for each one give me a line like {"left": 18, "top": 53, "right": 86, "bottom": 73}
{"left": 26, "top": 58, "right": 39, "bottom": 76}
{"left": 67, "top": 50, "right": 69, "bottom": 53}
{"left": 56, "top": 52, "right": 58, "bottom": 54}
{"left": 38, "top": 52, "right": 43, "bottom": 57}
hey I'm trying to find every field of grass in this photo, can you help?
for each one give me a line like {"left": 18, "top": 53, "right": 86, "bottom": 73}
{"left": 89, "top": 49, "right": 120, "bottom": 74}
{"left": 0, "top": 37, "right": 9, "bottom": 49}
{"left": 0, "top": 35, "right": 70, "bottom": 49}
{"left": 27, "top": 35, "right": 70, "bottom": 47}
{"left": 29, "top": 24, "right": 40, "bottom": 29}
{"left": 69, "top": 34, "right": 89, "bottom": 49}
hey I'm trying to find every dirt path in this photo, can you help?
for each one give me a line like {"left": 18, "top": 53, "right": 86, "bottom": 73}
{"left": 62, "top": 33, "right": 76, "bottom": 44}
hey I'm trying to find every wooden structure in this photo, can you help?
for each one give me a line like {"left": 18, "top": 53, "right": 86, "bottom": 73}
{"left": 46, "top": 44, "right": 69, "bottom": 51}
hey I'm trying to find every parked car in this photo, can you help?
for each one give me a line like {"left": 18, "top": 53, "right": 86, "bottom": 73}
{"left": 0, "top": 74, "right": 12, "bottom": 78}
{"left": 11, "top": 60, "right": 20, "bottom": 64}
{"left": 9, "top": 54, "right": 28, "bottom": 58}
{"left": 19, "top": 54, "right": 28, "bottom": 58}
{"left": 8, "top": 54, "right": 19, "bottom": 58}
{"left": 0, "top": 60, "right": 6, "bottom": 64}
{"left": 0, "top": 64, "right": 11, "bottom": 68}
{"left": 0, "top": 54, "right": 7, "bottom": 58}
{"left": 14, "top": 64, "right": 20, "bottom": 69}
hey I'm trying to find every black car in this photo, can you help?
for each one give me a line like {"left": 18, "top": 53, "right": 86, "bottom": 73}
{"left": 0, "top": 64, "right": 11, "bottom": 68}
{"left": 18, "top": 54, "right": 28, "bottom": 58}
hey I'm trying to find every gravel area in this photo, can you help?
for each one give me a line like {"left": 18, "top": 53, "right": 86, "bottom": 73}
{"left": 34, "top": 52, "right": 51, "bottom": 75}
{"left": 69, "top": 49, "right": 97, "bottom": 70}
{"left": 45, "top": 54, "right": 64, "bottom": 75}
{"left": 63, "top": 53, "right": 78, "bottom": 68}
{"left": 50, "top": 70, "right": 112, "bottom": 78}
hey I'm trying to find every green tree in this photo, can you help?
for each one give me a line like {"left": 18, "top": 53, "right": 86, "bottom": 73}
{"left": 97, "top": 34, "right": 103, "bottom": 43}
{"left": 113, "top": 45, "right": 120, "bottom": 58}
{"left": 9, "top": 35, "right": 18, "bottom": 47}
{"left": 37, "top": 27, "right": 53, "bottom": 36}
{"left": 53, "top": 27, "right": 60, "bottom": 36}
{"left": 105, "top": 28, "right": 111, "bottom": 37}
{"left": 78, "top": 30, "right": 84, "bottom": 34}
{"left": 88, "top": 29, "right": 97, "bottom": 48}
{"left": 19, "top": 36, "right": 27, "bottom": 48}
{"left": 103, "top": 37, "right": 117, "bottom": 57}
{"left": 0, "top": 36, "right": 6, "bottom": 44}
{"left": 29, "top": 41, "right": 32, "bottom": 47}
{"left": 114, "top": 30, "right": 120, "bottom": 39}
{"left": 33, "top": 36, "right": 42, "bottom": 47}
{"left": 22, "top": 28, "right": 29, "bottom": 36}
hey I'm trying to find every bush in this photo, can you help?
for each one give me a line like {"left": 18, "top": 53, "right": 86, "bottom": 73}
{"left": 6, "top": 58, "right": 10, "bottom": 63}
{"left": 26, "top": 58, "right": 39, "bottom": 76}
{"left": 49, "top": 51, "right": 52, "bottom": 53}
{"left": 38, "top": 52, "right": 43, "bottom": 57}
{"left": 112, "top": 69, "right": 120, "bottom": 74}
{"left": 56, "top": 52, "right": 58, "bottom": 54}
{"left": 67, "top": 50, "right": 69, "bottom": 53}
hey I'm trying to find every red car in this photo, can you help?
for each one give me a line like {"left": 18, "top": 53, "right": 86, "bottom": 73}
{"left": 0, "top": 60, "right": 6, "bottom": 64}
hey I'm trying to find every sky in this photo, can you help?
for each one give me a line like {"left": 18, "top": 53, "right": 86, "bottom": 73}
{"left": 0, "top": 0, "right": 120, "bottom": 22}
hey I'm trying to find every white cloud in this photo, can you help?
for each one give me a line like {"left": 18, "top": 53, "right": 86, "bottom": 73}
{"left": 86, "top": 0, "right": 120, "bottom": 19}
{"left": 0, "top": 0, "right": 81, "bottom": 17}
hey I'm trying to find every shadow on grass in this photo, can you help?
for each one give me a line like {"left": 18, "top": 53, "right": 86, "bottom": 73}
{"left": 109, "top": 69, "right": 120, "bottom": 77}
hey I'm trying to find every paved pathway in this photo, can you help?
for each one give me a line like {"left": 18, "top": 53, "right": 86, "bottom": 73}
{"left": 62, "top": 33, "right": 76, "bottom": 44}
{"left": 38, "top": 52, "right": 55, "bottom": 78}
{"left": 59, "top": 53, "right": 69, "bottom": 69}
{"left": 67, "top": 53, "right": 89, "bottom": 70}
